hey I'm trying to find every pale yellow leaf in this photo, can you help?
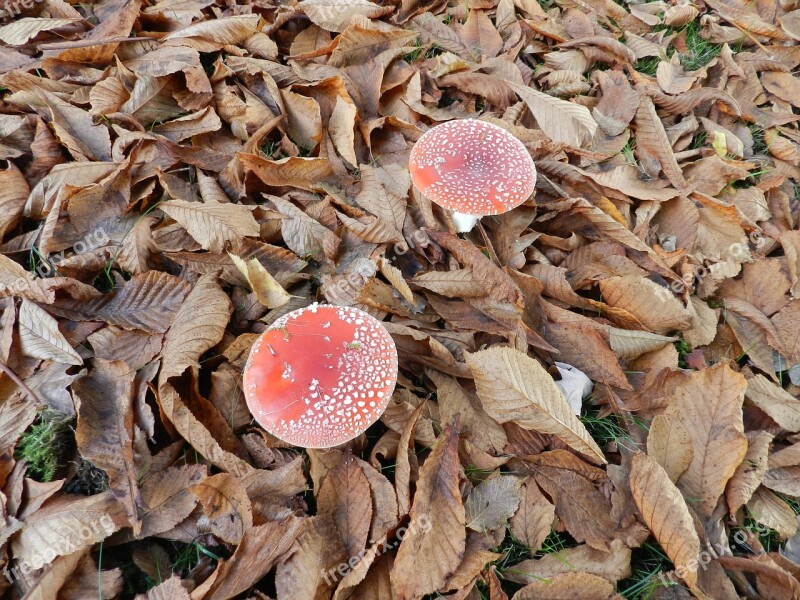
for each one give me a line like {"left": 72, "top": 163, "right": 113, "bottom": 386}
{"left": 229, "top": 253, "right": 291, "bottom": 309}
{"left": 647, "top": 413, "right": 693, "bottom": 483}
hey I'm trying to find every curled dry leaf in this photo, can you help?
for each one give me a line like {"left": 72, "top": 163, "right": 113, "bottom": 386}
{"left": 745, "top": 374, "right": 800, "bottom": 432}
{"left": 73, "top": 359, "right": 139, "bottom": 532}
{"left": 726, "top": 430, "right": 773, "bottom": 515}
{"left": 189, "top": 473, "right": 253, "bottom": 545}
{"left": 275, "top": 515, "right": 348, "bottom": 600}
{"left": 229, "top": 253, "right": 292, "bottom": 309}
{"left": 197, "top": 517, "right": 304, "bottom": 600}
{"left": 747, "top": 487, "right": 798, "bottom": 539}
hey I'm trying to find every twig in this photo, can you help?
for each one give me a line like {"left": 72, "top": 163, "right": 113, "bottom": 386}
{"left": 0, "top": 360, "right": 43, "bottom": 406}
{"left": 35, "top": 36, "right": 151, "bottom": 50}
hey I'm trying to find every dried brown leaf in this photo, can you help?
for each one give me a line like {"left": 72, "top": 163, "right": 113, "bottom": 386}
{"left": 18, "top": 299, "right": 82, "bottom": 365}
{"left": 298, "top": 0, "right": 393, "bottom": 32}
{"left": 666, "top": 363, "right": 748, "bottom": 518}
{"left": 509, "top": 478, "right": 555, "bottom": 552}
{"left": 161, "top": 200, "right": 259, "bottom": 254}
{"left": 507, "top": 81, "right": 598, "bottom": 147}
{"left": 189, "top": 473, "right": 253, "bottom": 544}
{"left": 598, "top": 275, "right": 691, "bottom": 333}
{"left": 726, "top": 430, "right": 773, "bottom": 515}
{"left": 747, "top": 487, "right": 798, "bottom": 538}
{"left": 630, "top": 452, "right": 702, "bottom": 592}
{"left": 531, "top": 465, "right": 616, "bottom": 551}
{"left": 391, "top": 419, "right": 466, "bottom": 599}
{"left": 318, "top": 453, "right": 373, "bottom": 558}
{"left": 74, "top": 359, "right": 139, "bottom": 532}
{"left": 48, "top": 271, "right": 191, "bottom": 334}
{"left": 512, "top": 572, "right": 615, "bottom": 599}
{"left": 200, "top": 517, "right": 304, "bottom": 600}
{"left": 505, "top": 540, "right": 631, "bottom": 585}
{"left": 635, "top": 95, "right": 686, "bottom": 189}
{"left": 464, "top": 474, "right": 522, "bottom": 531}
{"left": 745, "top": 373, "right": 800, "bottom": 432}
{"left": 466, "top": 346, "right": 606, "bottom": 464}
{"left": 11, "top": 492, "right": 127, "bottom": 566}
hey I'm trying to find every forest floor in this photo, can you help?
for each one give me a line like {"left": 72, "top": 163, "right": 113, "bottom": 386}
{"left": 2, "top": 0, "right": 800, "bottom": 598}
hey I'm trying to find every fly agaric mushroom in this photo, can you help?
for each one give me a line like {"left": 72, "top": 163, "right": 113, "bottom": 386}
{"left": 243, "top": 304, "right": 398, "bottom": 448}
{"left": 409, "top": 119, "right": 537, "bottom": 232}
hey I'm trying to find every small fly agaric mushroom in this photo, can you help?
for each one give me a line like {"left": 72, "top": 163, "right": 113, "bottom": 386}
{"left": 243, "top": 304, "right": 398, "bottom": 448}
{"left": 409, "top": 119, "right": 537, "bottom": 232}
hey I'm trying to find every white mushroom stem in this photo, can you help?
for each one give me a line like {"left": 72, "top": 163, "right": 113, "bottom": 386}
{"left": 451, "top": 211, "right": 480, "bottom": 233}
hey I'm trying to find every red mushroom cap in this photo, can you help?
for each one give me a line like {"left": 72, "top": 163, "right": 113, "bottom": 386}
{"left": 243, "top": 304, "right": 398, "bottom": 448}
{"left": 409, "top": 119, "right": 537, "bottom": 217}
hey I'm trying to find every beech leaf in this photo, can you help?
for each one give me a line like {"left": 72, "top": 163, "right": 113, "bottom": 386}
{"left": 466, "top": 346, "right": 606, "bottom": 464}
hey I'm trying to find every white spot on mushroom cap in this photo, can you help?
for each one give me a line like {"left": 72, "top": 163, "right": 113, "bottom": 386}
{"left": 409, "top": 119, "right": 537, "bottom": 216}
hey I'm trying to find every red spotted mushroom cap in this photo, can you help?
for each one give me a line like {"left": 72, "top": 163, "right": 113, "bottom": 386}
{"left": 243, "top": 304, "right": 398, "bottom": 448}
{"left": 409, "top": 119, "right": 537, "bottom": 217}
